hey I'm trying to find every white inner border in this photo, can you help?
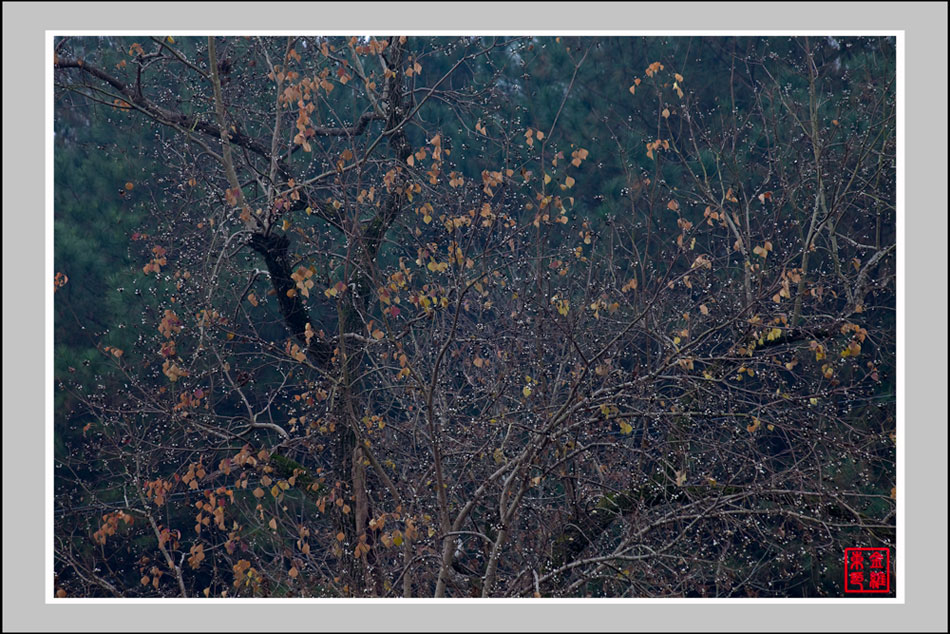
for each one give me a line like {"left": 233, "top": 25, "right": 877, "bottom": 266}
{"left": 46, "top": 29, "right": 904, "bottom": 604}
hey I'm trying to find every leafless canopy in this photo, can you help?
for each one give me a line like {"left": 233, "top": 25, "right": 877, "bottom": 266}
{"left": 54, "top": 35, "right": 896, "bottom": 598}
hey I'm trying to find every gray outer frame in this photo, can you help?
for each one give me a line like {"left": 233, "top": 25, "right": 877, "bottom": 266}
{"left": 4, "top": 2, "right": 946, "bottom": 632}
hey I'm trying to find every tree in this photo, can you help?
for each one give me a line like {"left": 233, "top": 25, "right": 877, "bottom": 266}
{"left": 54, "top": 35, "right": 896, "bottom": 598}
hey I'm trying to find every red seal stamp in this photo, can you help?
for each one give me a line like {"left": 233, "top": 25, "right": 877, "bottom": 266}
{"left": 844, "top": 547, "right": 891, "bottom": 594}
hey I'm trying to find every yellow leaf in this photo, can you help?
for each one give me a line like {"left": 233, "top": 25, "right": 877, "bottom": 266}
{"left": 268, "top": 518, "right": 277, "bottom": 530}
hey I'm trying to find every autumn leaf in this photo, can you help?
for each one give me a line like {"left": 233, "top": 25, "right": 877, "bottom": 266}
{"left": 571, "top": 148, "right": 589, "bottom": 167}
{"left": 54, "top": 272, "right": 69, "bottom": 292}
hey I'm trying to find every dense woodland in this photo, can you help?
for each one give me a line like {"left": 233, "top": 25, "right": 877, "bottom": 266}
{"left": 53, "top": 35, "right": 896, "bottom": 598}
